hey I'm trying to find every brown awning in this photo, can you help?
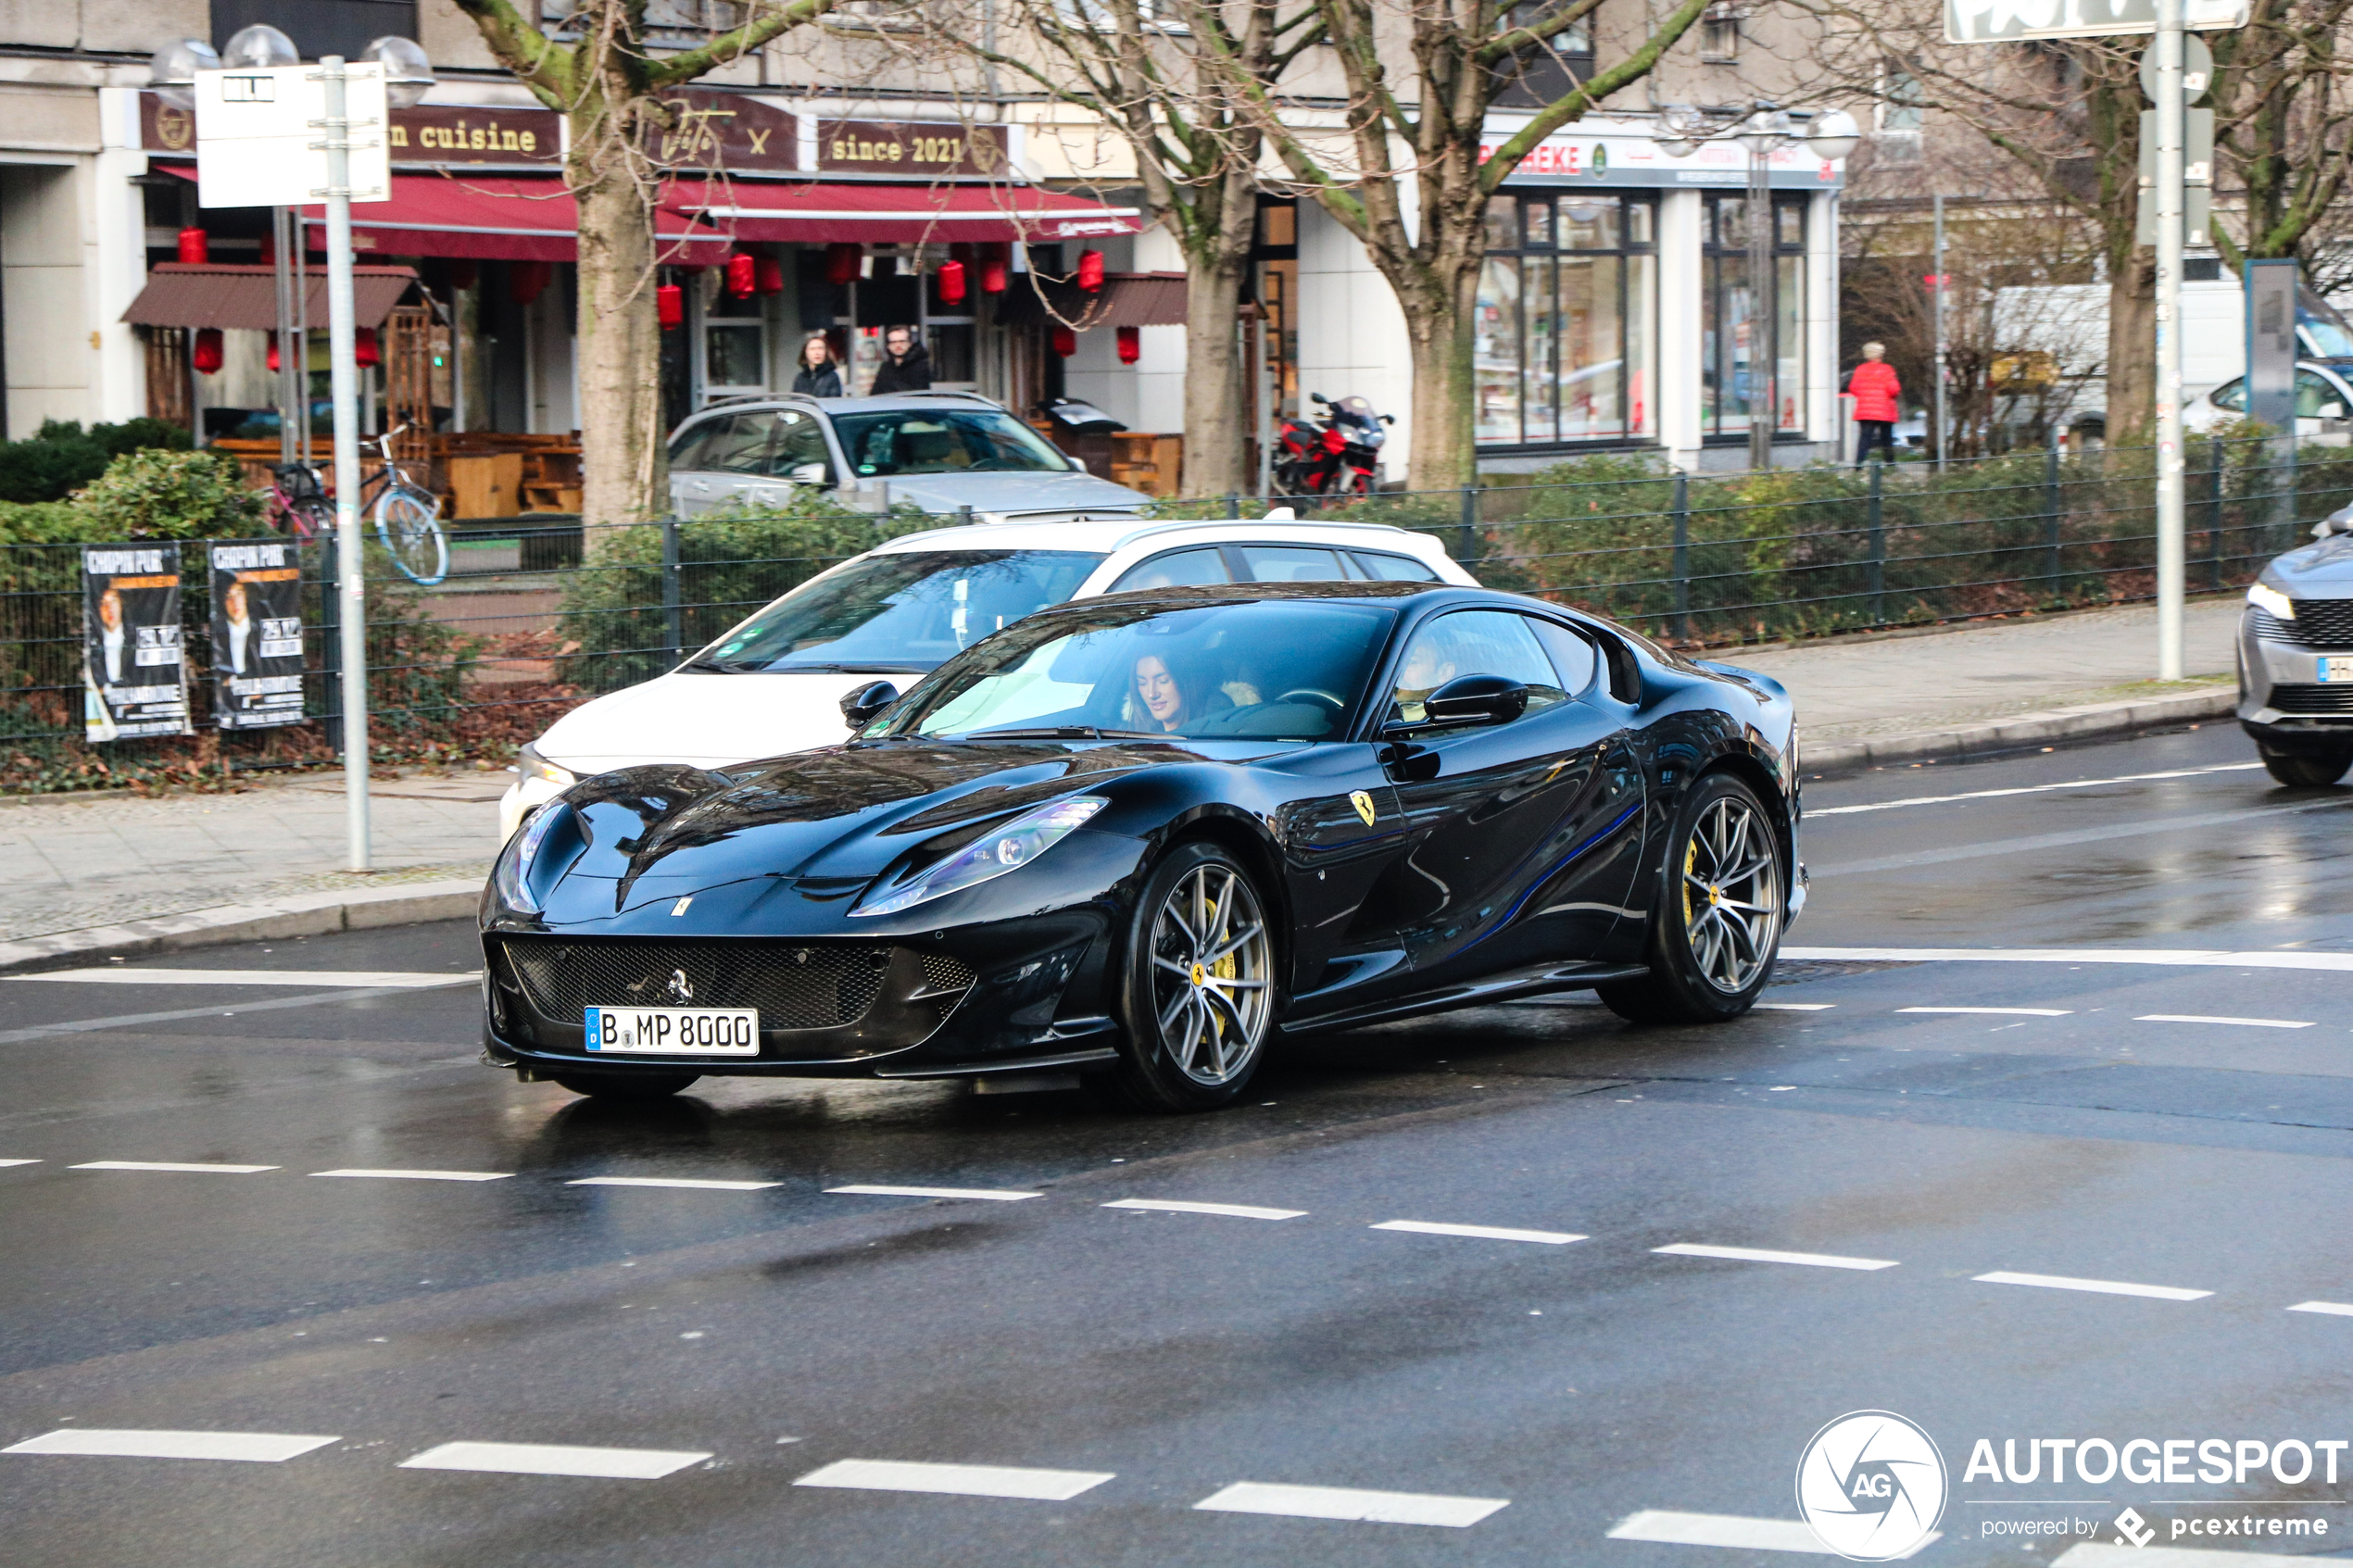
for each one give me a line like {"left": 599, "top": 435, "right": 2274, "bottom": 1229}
{"left": 120, "top": 263, "right": 421, "bottom": 332}
{"left": 999, "top": 271, "right": 1189, "bottom": 330}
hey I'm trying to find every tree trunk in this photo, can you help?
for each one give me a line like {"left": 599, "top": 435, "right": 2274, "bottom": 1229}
{"left": 571, "top": 107, "right": 666, "bottom": 527}
{"left": 1180, "top": 246, "right": 1252, "bottom": 497}
{"left": 2105, "top": 252, "right": 2156, "bottom": 445}
{"left": 1400, "top": 260, "right": 1480, "bottom": 492}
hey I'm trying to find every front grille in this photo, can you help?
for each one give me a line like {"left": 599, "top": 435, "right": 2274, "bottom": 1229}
{"left": 499, "top": 938, "right": 896, "bottom": 1031}
{"left": 2255, "top": 600, "right": 2353, "bottom": 648}
{"left": 2270, "top": 684, "right": 2353, "bottom": 716}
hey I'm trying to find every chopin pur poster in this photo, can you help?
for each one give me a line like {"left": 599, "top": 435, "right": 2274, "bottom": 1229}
{"left": 208, "top": 540, "right": 307, "bottom": 730}
{"left": 82, "top": 544, "right": 191, "bottom": 742}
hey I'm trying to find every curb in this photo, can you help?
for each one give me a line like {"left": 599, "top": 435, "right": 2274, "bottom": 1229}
{"left": 1805, "top": 684, "right": 2239, "bottom": 778}
{"left": 0, "top": 878, "right": 484, "bottom": 975}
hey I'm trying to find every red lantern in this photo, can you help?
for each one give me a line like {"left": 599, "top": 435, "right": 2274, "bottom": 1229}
{"left": 1076, "top": 248, "right": 1105, "bottom": 293}
{"left": 448, "top": 259, "right": 479, "bottom": 291}
{"left": 726, "top": 251, "right": 757, "bottom": 298}
{"left": 825, "top": 243, "right": 862, "bottom": 286}
{"left": 257, "top": 231, "right": 275, "bottom": 267}
{"left": 510, "top": 259, "right": 551, "bottom": 306}
{"left": 353, "top": 326, "right": 381, "bottom": 370}
{"left": 266, "top": 331, "right": 280, "bottom": 373}
{"left": 937, "top": 258, "right": 967, "bottom": 306}
{"left": 755, "top": 255, "right": 785, "bottom": 295}
{"left": 192, "top": 327, "right": 224, "bottom": 375}
{"left": 1116, "top": 325, "right": 1140, "bottom": 365}
{"left": 657, "top": 283, "right": 684, "bottom": 329}
{"left": 980, "top": 241, "right": 1010, "bottom": 294}
{"left": 177, "top": 227, "right": 209, "bottom": 265}
{"left": 1051, "top": 323, "right": 1077, "bottom": 358}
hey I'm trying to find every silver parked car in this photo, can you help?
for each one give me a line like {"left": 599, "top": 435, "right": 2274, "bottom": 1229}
{"left": 2241, "top": 510, "right": 2353, "bottom": 784}
{"left": 665, "top": 391, "right": 1154, "bottom": 521}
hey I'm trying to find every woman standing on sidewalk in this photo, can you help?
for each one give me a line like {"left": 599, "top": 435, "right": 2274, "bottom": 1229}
{"left": 792, "top": 334, "right": 844, "bottom": 398}
{"left": 1845, "top": 343, "right": 1902, "bottom": 466}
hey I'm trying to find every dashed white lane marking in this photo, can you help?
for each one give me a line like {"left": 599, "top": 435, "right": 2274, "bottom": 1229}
{"left": 312, "top": 1169, "right": 514, "bottom": 1183}
{"left": 826, "top": 1185, "right": 1042, "bottom": 1202}
{"left": 1755, "top": 1002, "right": 1835, "bottom": 1011}
{"left": 794, "top": 1459, "right": 1114, "bottom": 1501}
{"left": 1373, "top": 1220, "right": 1587, "bottom": 1246}
{"left": 566, "top": 1175, "right": 780, "bottom": 1191}
{"left": 10, "top": 968, "right": 478, "bottom": 989}
{"left": 1897, "top": 1006, "right": 2072, "bottom": 1017}
{"left": 1973, "top": 1270, "right": 2211, "bottom": 1301}
{"left": 1196, "top": 1480, "right": 1508, "bottom": 1528}
{"left": 2135, "top": 1013, "right": 2315, "bottom": 1030}
{"left": 1787, "top": 944, "right": 2353, "bottom": 974}
{"left": 2286, "top": 1300, "right": 2353, "bottom": 1316}
{"left": 1608, "top": 1509, "right": 1934, "bottom": 1556}
{"left": 1808, "top": 761, "right": 2263, "bottom": 818}
{"left": 69, "top": 1160, "right": 279, "bottom": 1174}
{"left": 399, "top": 1441, "right": 710, "bottom": 1479}
{"left": 4, "top": 1429, "right": 338, "bottom": 1462}
{"left": 2055, "top": 1545, "right": 2319, "bottom": 1568}
{"left": 0, "top": 1159, "right": 39, "bottom": 1168}
{"left": 1654, "top": 1243, "right": 1899, "bottom": 1272}
{"left": 1103, "top": 1198, "right": 1306, "bottom": 1220}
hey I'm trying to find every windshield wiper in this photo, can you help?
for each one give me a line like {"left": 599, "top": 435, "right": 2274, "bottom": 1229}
{"left": 777, "top": 662, "right": 926, "bottom": 674}
{"left": 676, "top": 658, "right": 743, "bottom": 673}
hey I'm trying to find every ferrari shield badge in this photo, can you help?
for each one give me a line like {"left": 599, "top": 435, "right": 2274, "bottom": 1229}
{"left": 1350, "top": 790, "right": 1378, "bottom": 827}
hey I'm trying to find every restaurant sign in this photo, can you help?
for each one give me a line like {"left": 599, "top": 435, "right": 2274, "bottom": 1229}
{"left": 142, "top": 92, "right": 560, "bottom": 170}
{"left": 817, "top": 119, "right": 1009, "bottom": 178}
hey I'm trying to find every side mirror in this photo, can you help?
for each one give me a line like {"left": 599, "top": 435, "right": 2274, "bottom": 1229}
{"left": 1384, "top": 674, "right": 1528, "bottom": 734}
{"left": 1380, "top": 414, "right": 1396, "bottom": 426}
{"left": 1310, "top": 391, "right": 1329, "bottom": 405}
{"left": 788, "top": 462, "right": 828, "bottom": 485}
{"left": 2315, "top": 506, "right": 2353, "bottom": 539}
{"left": 839, "top": 680, "right": 899, "bottom": 729}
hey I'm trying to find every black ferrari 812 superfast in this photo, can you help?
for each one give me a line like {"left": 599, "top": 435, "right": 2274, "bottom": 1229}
{"left": 480, "top": 582, "right": 1803, "bottom": 1111}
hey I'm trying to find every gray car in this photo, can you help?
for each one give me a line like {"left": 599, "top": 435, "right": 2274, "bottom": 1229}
{"left": 2240, "top": 512, "right": 2353, "bottom": 784}
{"left": 665, "top": 391, "right": 1153, "bottom": 521}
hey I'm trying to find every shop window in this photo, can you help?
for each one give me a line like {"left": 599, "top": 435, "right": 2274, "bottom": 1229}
{"left": 1700, "top": 194, "right": 1808, "bottom": 440}
{"left": 1475, "top": 194, "right": 1658, "bottom": 447}
{"left": 702, "top": 288, "right": 768, "bottom": 399}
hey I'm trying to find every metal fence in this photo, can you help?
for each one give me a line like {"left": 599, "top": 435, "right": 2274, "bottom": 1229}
{"left": 0, "top": 436, "right": 2340, "bottom": 782}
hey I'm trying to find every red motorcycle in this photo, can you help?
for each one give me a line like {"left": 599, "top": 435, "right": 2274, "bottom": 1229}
{"left": 1274, "top": 393, "right": 1391, "bottom": 496}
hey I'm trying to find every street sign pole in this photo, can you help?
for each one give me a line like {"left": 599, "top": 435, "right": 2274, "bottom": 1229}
{"left": 317, "top": 56, "right": 371, "bottom": 871}
{"left": 2154, "top": 0, "right": 2186, "bottom": 681}
{"left": 1932, "top": 194, "right": 1948, "bottom": 473}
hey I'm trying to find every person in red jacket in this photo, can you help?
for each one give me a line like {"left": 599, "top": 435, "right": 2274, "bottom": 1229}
{"left": 1845, "top": 342, "right": 1903, "bottom": 466}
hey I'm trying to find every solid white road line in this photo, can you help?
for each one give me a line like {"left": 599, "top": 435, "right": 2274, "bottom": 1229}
{"left": 1897, "top": 1006, "right": 2072, "bottom": 1017}
{"left": 1654, "top": 1243, "right": 1899, "bottom": 1272}
{"left": 566, "top": 1175, "right": 780, "bottom": 1191}
{"left": 398, "top": 1441, "right": 710, "bottom": 1479}
{"left": 825, "top": 1185, "right": 1042, "bottom": 1202}
{"left": 2055, "top": 1545, "right": 2320, "bottom": 1568}
{"left": 793, "top": 1459, "right": 1114, "bottom": 1501}
{"left": 1755, "top": 1002, "right": 1836, "bottom": 1011}
{"left": 1196, "top": 1481, "right": 1508, "bottom": 1528}
{"left": 312, "top": 1169, "right": 514, "bottom": 1183}
{"left": 1787, "top": 944, "right": 2353, "bottom": 974}
{"left": 1808, "top": 761, "right": 2263, "bottom": 818}
{"left": 1973, "top": 1270, "right": 2211, "bottom": 1301}
{"left": 2135, "top": 1013, "right": 2315, "bottom": 1029}
{"left": 10, "top": 968, "right": 478, "bottom": 989}
{"left": 1103, "top": 1198, "right": 1306, "bottom": 1220}
{"left": 1372, "top": 1220, "right": 1587, "bottom": 1246}
{"left": 2286, "top": 1300, "right": 2353, "bottom": 1316}
{"left": 69, "top": 1160, "right": 279, "bottom": 1174}
{"left": 1607, "top": 1509, "right": 1935, "bottom": 1556}
{"left": 4, "top": 1429, "right": 338, "bottom": 1462}
{"left": 0, "top": 1159, "right": 39, "bottom": 1168}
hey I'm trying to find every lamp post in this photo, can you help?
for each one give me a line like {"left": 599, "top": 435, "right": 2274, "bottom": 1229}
{"left": 1659, "top": 105, "right": 1858, "bottom": 472}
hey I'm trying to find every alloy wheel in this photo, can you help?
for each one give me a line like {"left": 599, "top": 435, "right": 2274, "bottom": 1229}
{"left": 1147, "top": 863, "right": 1273, "bottom": 1085}
{"left": 1680, "top": 794, "right": 1782, "bottom": 994}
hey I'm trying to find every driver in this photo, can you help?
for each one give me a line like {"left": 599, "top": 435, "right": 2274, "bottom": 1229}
{"left": 1392, "top": 633, "right": 1459, "bottom": 723}
{"left": 1133, "top": 654, "right": 1194, "bottom": 732}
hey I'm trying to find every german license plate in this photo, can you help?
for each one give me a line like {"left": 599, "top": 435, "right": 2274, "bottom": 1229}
{"left": 2322, "top": 657, "right": 2353, "bottom": 684}
{"left": 584, "top": 1006, "right": 760, "bottom": 1055}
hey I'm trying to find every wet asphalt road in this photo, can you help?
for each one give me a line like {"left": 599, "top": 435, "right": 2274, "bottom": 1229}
{"left": 6, "top": 722, "right": 2353, "bottom": 1567}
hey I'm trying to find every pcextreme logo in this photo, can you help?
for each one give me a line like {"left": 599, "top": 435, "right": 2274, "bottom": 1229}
{"left": 1795, "top": 1411, "right": 1950, "bottom": 1561}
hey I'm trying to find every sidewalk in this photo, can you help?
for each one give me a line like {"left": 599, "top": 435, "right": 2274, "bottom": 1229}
{"left": 0, "top": 596, "right": 2248, "bottom": 959}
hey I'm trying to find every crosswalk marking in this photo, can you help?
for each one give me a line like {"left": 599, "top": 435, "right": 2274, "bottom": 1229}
{"left": 1897, "top": 1006, "right": 2071, "bottom": 1017}
{"left": 2134, "top": 1013, "right": 2314, "bottom": 1029}
{"left": 566, "top": 1175, "right": 779, "bottom": 1191}
{"left": 1607, "top": 1509, "right": 1934, "bottom": 1555}
{"left": 70, "top": 1160, "right": 280, "bottom": 1174}
{"left": 1195, "top": 1481, "right": 1508, "bottom": 1527}
{"left": 0, "top": 1159, "right": 39, "bottom": 1168}
{"left": 793, "top": 1459, "right": 1114, "bottom": 1500}
{"left": 826, "top": 1185, "right": 1042, "bottom": 1202}
{"left": 10, "top": 968, "right": 478, "bottom": 989}
{"left": 398, "top": 1441, "right": 710, "bottom": 1479}
{"left": 1973, "top": 1270, "right": 2211, "bottom": 1301}
{"left": 3, "top": 1429, "right": 338, "bottom": 1462}
{"left": 2055, "top": 1546, "right": 2319, "bottom": 1568}
{"left": 2287, "top": 1300, "right": 2353, "bottom": 1316}
{"left": 313, "top": 1169, "right": 514, "bottom": 1183}
{"left": 1103, "top": 1198, "right": 1306, "bottom": 1221}
{"left": 1373, "top": 1220, "right": 1586, "bottom": 1245}
{"left": 1654, "top": 1243, "right": 1899, "bottom": 1272}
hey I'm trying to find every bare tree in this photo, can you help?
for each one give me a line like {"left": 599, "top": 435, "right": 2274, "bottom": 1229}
{"left": 448, "top": 0, "right": 842, "bottom": 524}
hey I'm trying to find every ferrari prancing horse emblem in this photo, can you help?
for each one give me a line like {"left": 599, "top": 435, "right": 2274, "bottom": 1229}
{"left": 1350, "top": 790, "right": 1378, "bottom": 827}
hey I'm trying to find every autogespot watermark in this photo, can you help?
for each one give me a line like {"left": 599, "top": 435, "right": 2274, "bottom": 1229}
{"left": 1796, "top": 1411, "right": 1951, "bottom": 1561}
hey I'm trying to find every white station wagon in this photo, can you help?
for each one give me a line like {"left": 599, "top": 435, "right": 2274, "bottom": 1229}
{"left": 500, "top": 515, "right": 1478, "bottom": 839}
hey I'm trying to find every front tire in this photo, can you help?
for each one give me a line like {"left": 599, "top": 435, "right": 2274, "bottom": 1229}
{"left": 1107, "top": 842, "right": 1277, "bottom": 1112}
{"left": 549, "top": 1071, "right": 699, "bottom": 1101}
{"left": 1600, "top": 771, "right": 1785, "bottom": 1024}
{"left": 2260, "top": 746, "right": 2353, "bottom": 787}
{"left": 376, "top": 487, "right": 449, "bottom": 585}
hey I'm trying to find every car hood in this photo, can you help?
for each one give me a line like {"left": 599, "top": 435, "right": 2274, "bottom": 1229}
{"left": 535, "top": 670, "right": 903, "bottom": 773}
{"left": 873, "top": 469, "right": 1150, "bottom": 518}
{"left": 2268, "top": 532, "right": 2353, "bottom": 594}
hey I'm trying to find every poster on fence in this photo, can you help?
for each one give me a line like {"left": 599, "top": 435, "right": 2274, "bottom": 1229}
{"left": 208, "top": 539, "right": 307, "bottom": 730}
{"left": 82, "top": 544, "right": 191, "bottom": 743}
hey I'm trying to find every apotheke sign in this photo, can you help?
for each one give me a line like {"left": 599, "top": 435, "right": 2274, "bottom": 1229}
{"left": 1944, "top": 0, "right": 2250, "bottom": 44}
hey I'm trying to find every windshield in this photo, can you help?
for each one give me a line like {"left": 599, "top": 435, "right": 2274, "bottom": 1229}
{"left": 831, "top": 409, "right": 1073, "bottom": 478}
{"left": 890, "top": 599, "right": 1397, "bottom": 743}
{"left": 2302, "top": 286, "right": 2353, "bottom": 359}
{"left": 688, "top": 550, "right": 1104, "bottom": 674}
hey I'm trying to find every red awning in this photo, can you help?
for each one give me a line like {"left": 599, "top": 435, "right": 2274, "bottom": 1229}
{"left": 122, "top": 263, "right": 418, "bottom": 330}
{"left": 664, "top": 180, "right": 1141, "bottom": 244}
{"left": 296, "top": 173, "right": 734, "bottom": 265}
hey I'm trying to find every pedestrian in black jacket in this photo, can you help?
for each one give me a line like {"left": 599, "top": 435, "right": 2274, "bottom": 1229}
{"left": 869, "top": 326, "right": 932, "bottom": 394}
{"left": 791, "top": 333, "right": 843, "bottom": 397}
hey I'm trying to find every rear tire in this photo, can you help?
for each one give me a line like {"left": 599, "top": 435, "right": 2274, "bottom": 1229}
{"left": 2260, "top": 746, "right": 2353, "bottom": 787}
{"left": 1106, "top": 842, "right": 1277, "bottom": 1112}
{"left": 1599, "top": 771, "right": 1785, "bottom": 1025}
{"left": 548, "top": 1071, "right": 699, "bottom": 1101}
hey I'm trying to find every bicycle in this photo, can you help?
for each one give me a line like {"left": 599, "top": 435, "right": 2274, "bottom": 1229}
{"left": 257, "top": 426, "right": 449, "bottom": 586}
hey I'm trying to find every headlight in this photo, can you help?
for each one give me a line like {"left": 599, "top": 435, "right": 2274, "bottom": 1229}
{"left": 516, "top": 742, "right": 577, "bottom": 789}
{"left": 2248, "top": 582, "right": 2296, "bottom": 621}
{"left": 851, "top": 797, "right": 1107, "bottom": 918}
{"left": 494, "top": 801, "right": 568, "bottom": 913}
